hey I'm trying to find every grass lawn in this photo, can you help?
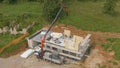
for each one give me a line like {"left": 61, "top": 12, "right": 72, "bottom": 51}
{"left": 1, "top": 1, "right": 120, "bottom": 33}
{"left": 0, "top": 39, "right": 26, "bottom": 57}
{"left": 1, "top": 1, "right": 120, "bottom": 32}
{"left": 102, "top": 38, "right": 120, "bottom": 60}
{"left": 60, "top": 1, "right": 120, "bottom": 32}
{"left": 0, "top": 2, "right": 42, "bottom": 19}
{"left": 0, "top": 2, "right": 44, "bottom": 29}
{"left": 0, "top": 2, "right": 45, "bottom": 56}
{"left": 0, "top": 33, "right": 20, "bottom": 48}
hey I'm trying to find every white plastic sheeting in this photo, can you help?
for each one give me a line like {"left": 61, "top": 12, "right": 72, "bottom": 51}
{"left": 50, "top": 32, "right": 62, "bottom": 38}
{"left": 20, "top": 49, "right": 35, "bottom": 58}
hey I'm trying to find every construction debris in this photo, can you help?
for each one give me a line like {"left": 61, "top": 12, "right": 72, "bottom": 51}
{"left": 0, "top": 28, "right": 2, "bottom": 33}
{"left": 0, "top": 22, "right": 35, "bottom": 35}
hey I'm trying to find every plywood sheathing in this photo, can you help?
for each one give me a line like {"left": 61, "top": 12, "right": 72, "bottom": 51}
{"left": 74, "top": 35, "right": 83, "bottom": 51}
{"left": 64, "top": 30, "right": 71, "bottom": 37}
{"left": 64, "top": 35, "right": 83, "bottom": 51}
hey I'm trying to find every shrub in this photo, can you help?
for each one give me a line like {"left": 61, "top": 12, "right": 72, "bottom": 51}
{"left": 42, "top": 0, "right": 61, "bottom": 21}
{"left": 0, "top": 0, "right": 3, "bottom": 3}
{"left": 3, "top": 0, "right": 17, "bottom": 4}
{"left": 103, "top": 0, "right": 118, "bottom": 15}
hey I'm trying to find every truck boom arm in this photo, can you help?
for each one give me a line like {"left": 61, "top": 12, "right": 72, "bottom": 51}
{"left": 40, "top": 6, "right": 63, "bottom": 58}
{"left": 45, "top": 6, "right": 63, "bottom": 37}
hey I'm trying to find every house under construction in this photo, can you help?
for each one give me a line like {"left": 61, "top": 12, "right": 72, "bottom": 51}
{"left": 27, "top": 29, "right": 91, "bottom": 61}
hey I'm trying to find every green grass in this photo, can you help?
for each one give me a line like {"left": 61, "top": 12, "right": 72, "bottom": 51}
{"left": 0, "top": 2, "right": 44, "bottom": 29}
{"left": 1, "top": 1, "right": 120, "bottom": 32}
{"left": 0, "top": 39, "right": 26, "bottom": 57}
{"left": 112, "top": 61, "right": 118, "bottom": 65}
{"left": 102, "top": 38, "right": 120, "bottom": 60}
{"left": 1, "top": 1, "right": 120, "bottom": 33}
{"left": 60, "top": 1, "right": 120, "bottom": 32}
{"left": 0, "top": 33, "right": 20, "bottom": 48}
{"left": 102, "top": 44, "right": 110, "bottom": 51}
{"left": 0, "top": 2, "right": 44, "bottom": 56}
{"left": 98, "top": 64, "right": 106, "bottom": 68}
{"left": 108, "top": 60, "right": 118, "bottom": 65}
{"left": 0, "top": 2, "right": 42, "bottom": 19}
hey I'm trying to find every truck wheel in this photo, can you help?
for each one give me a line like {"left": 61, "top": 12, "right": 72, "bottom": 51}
{"left": 44, "top": 59, "right": 46, "bottom": 61}
{"left": 59, "top": 63, "right": 62, "bottom": 65}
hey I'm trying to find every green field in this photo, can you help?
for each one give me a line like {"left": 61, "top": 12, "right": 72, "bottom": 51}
{"left": 0, "top": 2, "right": 42, "bottom": 19}
{"left": 0, "top": 2, "right": 44, "bottom": 56}
{"left": 0, "top": 1, "right": 120, "bottom": 32}
{"left": 60, "top": 1, "right": 120, "bottom": 32}
{"left": 102, "top": 38, "right": 120, "bottom": 60}
{"left": 0, "top": 2, "right": 44, "bottom": 31}
{"left": 0, "top": 33, "right": 20, "bottom": 48}
{"left": 0, "top": 39, "right": 26, "bottom": 57}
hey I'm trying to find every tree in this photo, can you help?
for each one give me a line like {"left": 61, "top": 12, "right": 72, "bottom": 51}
{"left": 103, "top": 0, "right": 117, "bottom": 15}
{"left": 0, "top": 13, "right": 3, "bottom": 22}
{"left": 42, "top": 0, "right": 61, "bottom": 21}
{"left": 0, "top": 0, "right": 3, "bottom": 3}
{"left": 3, "top": 0, "right": 17, "bottom": 4}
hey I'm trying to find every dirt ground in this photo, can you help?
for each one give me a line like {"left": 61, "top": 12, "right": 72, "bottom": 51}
{"left": 0, "top": 54, "right": 82, "bottom": 68}
{"left": 0, "top": 24, "right": 120, "bottom": 68}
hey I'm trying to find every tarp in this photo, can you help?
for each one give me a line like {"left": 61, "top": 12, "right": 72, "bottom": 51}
{"left": 20, "top": 49, "right": 35, "bottom": 58}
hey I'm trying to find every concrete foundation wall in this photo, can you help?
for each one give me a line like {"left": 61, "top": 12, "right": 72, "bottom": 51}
{"left": 27, "top": 38, "right": 34, "bottom": 48}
